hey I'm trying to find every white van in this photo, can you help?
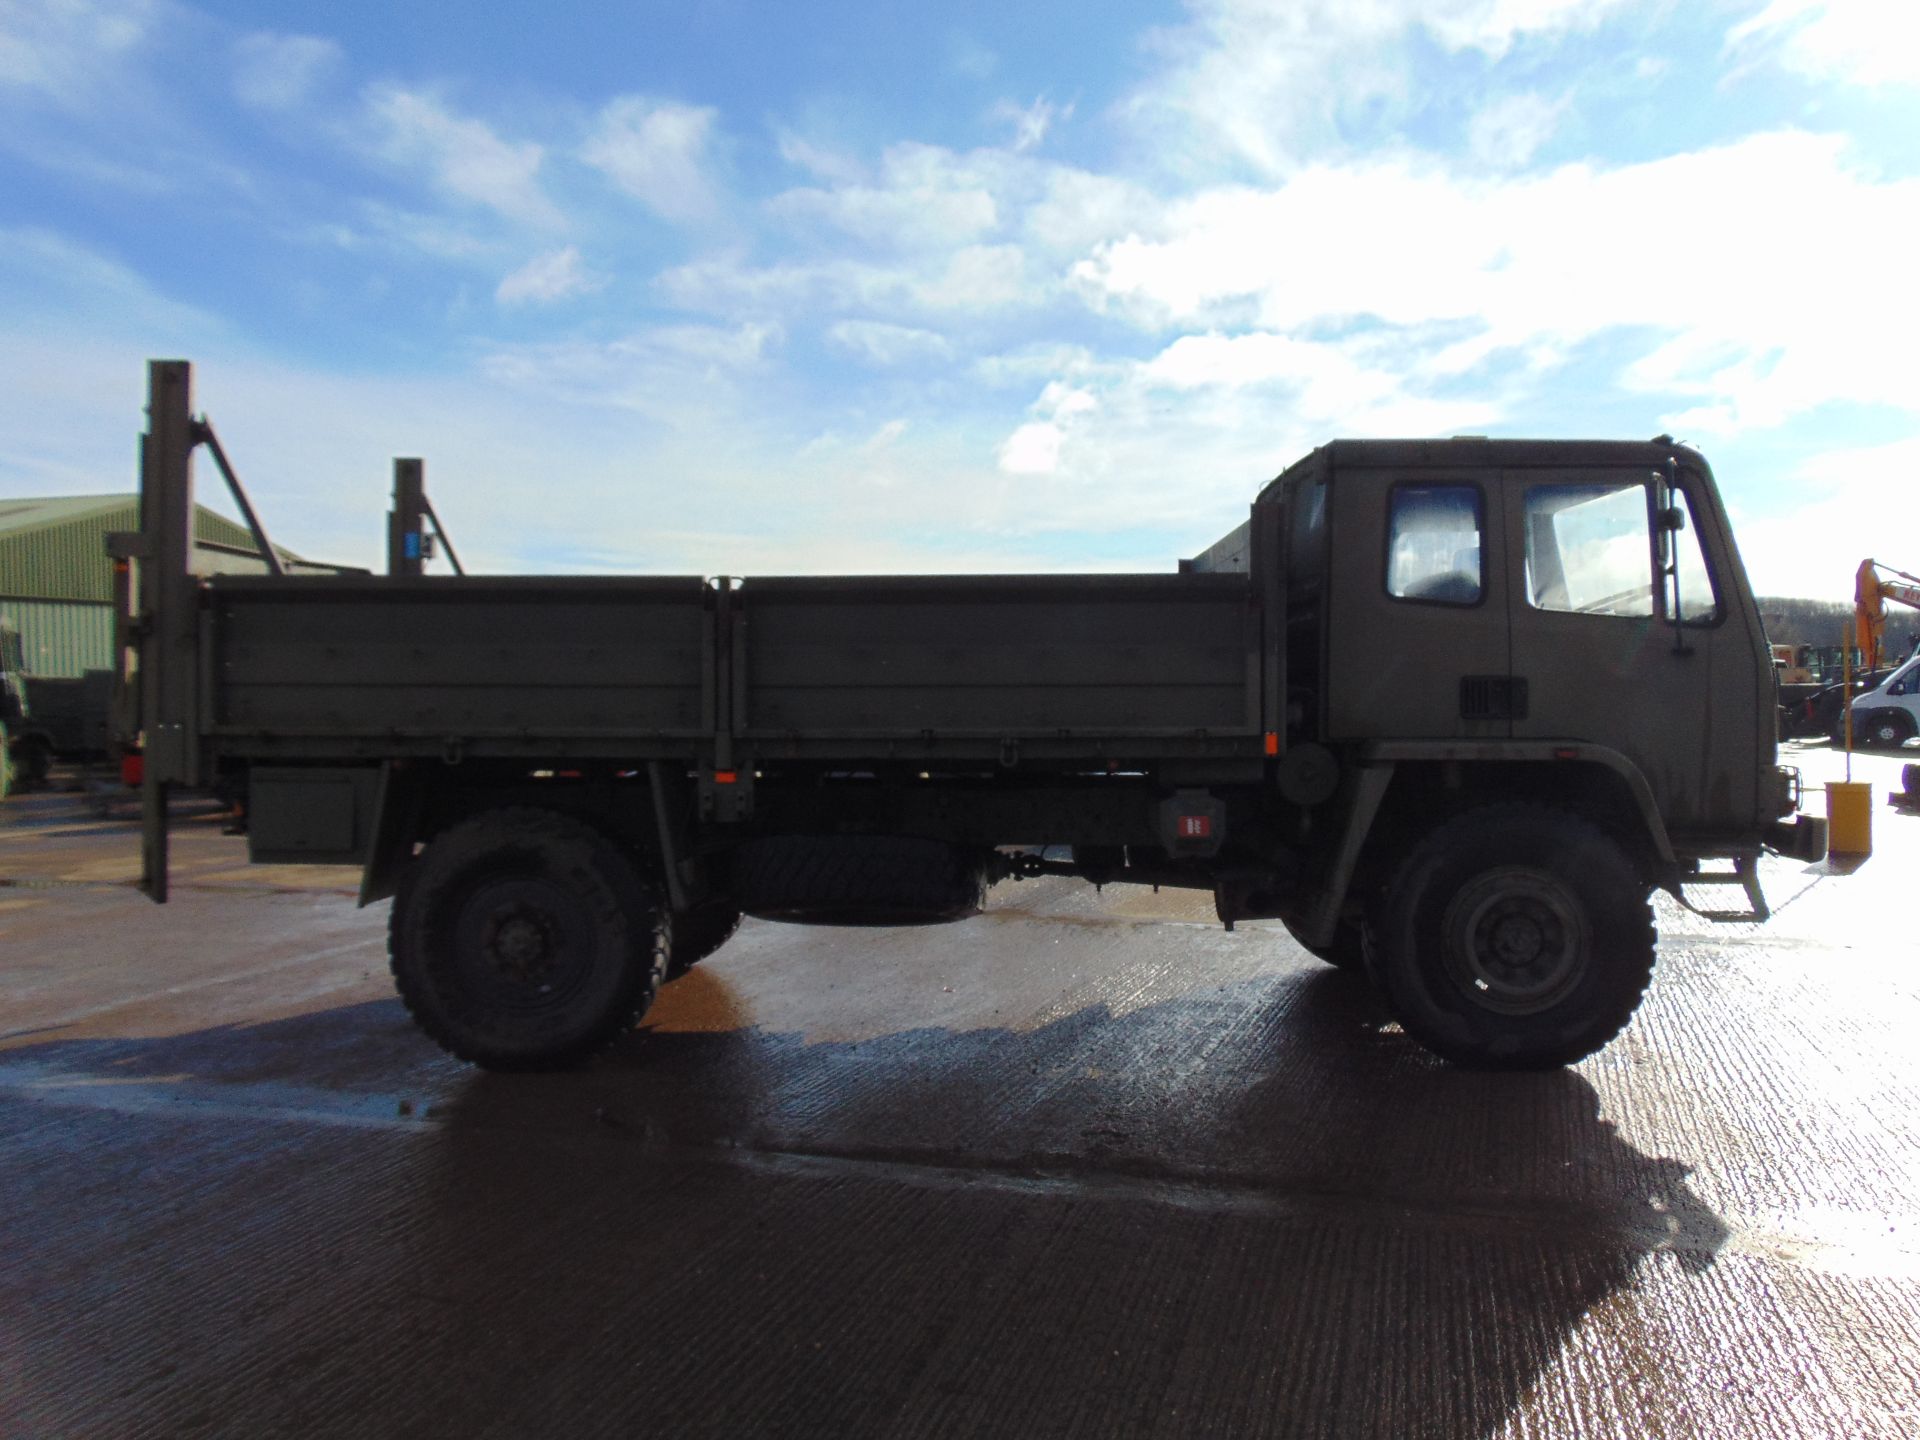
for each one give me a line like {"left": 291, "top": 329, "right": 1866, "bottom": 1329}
{"left": 1849, "top": 652, "right": 1920, "bottom": 747}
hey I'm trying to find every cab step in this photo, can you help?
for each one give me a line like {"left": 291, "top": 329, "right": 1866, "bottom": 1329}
{"left": 1670, "top": 853, "right": 1769, "bottom": 923}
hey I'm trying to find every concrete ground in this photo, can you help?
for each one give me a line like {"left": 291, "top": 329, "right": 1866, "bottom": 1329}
{"left": 2, "top": 742, "right": 1917, "bottom": 1438}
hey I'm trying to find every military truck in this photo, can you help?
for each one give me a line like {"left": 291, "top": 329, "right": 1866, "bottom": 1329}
{"left": 0, "top": 621, "right": 23, "bottom": 799}
{"left": 4, "top": 672, "right": 115, "bottom": 787}
{"left": 118, "top": 361, "right": 1825, "bottom": 1072}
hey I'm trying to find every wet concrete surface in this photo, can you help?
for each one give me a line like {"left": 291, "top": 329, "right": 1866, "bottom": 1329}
{"left": 2, "top": 744, "right": 1918, "bottom": 1437}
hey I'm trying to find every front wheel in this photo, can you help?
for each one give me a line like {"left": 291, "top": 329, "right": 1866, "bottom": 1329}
{"left": 13, "top": 735, "right": 51, "bottom": 788}
{"left": 389, "top": 807, "right": 669, "bottom": 1070}
{"left": 1368, "top": 805, "right": 1654, "bottom": 1069}
{"left": 1860, "top": 710, "right": 1914, "bottom": 749}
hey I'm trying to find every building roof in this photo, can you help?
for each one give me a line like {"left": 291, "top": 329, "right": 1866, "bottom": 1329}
{"left": 0, "top": 492, "right": 314, "bottom": 605}
{"left": 0, "top": 494, "right": 137, "bottom": 541}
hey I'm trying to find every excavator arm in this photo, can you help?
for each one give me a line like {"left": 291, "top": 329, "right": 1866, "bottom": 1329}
{"left": 1854, "top": 559, "right": 1920, "bottom": 671}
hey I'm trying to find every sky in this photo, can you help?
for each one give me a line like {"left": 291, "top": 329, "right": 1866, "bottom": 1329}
{"left": 1, "top": 0, "right": 1916, "bottom": 597}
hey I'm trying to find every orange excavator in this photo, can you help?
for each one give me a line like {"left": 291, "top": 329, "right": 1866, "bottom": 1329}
{"left": 1854, "top": 559, "right": 1920, "bottom": 672}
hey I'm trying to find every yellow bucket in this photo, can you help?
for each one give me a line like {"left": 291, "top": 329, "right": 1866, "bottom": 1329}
{"left": 1827, "top": 781, "right": 1873, "bottom": 857}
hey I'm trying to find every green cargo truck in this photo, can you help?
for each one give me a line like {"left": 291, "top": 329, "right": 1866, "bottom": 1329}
{"left": 119, "top": 361, "right": 1825, "bottom": 1072}
{"left": 0, "top": 621, "right": 22, "bottom": 799}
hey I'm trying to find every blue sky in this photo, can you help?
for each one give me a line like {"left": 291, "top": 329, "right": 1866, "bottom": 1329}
{"left": 2, "top": 0, "right": 1916, "bottom": 596}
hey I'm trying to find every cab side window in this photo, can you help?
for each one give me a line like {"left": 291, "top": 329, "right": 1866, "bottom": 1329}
{"left": 1524, "top": 483, "right": 1653, "bottom": 618}
{"left": 1387, "top": 484, "right": 1483, "bottom": 606}
{"left": 1665, "top": 487, "right": 1721, "bottom": 625}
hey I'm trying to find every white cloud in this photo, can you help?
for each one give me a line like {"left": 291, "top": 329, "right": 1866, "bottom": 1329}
{"left": 495, "top": 246, "right": 601, "bottom": 306}
{"left": 582, "top": 96, "right": 721, "bottom": 224}
{"left": 997, "top": 421, "right": 1066, "bottom": 475}
{"left": 365, "top": 85, "right": 561, "bottom": 228}
{"left": 0, "top": 0, "right": 152, "bottom": 108}
{"left": 947, "top": 32, "right": 999, "bottom": 81}
{"left": 477, "top": 321, "right": 780, "bottom": 421}
{"left": 827, "top": 320, "right": 954, "bottom": 366}
{"left": 1126, "top": 0, "right": 1632, "bottom": 176}
{"left": 1727, "top": 435, "right": 1920, "bottom": 598}
{"left": 1074, "top": 131, "right": 1920, "bottom": 433}
{"left": 996, "top": 96, "right": 1069, "bottom": 153}
{"left": 775, "top": 130, "right": 866, "bottom": 186}
{"left": 773, "top": 142, "right": 1000, "bottom": 251}
{"left": 660, "top": 240, "right": 1041, "bottom": 323}
{"left": 1728, "top": 0, "right": 1920, "bottom": 89}
{"left": 350, "top": 201, "right": 493, "bottom": 262}
{"left": 231, "top": 31, "right": 339, "bottom": 112}
{"left": 1422, "top": 0, "right": 1633, "bottom": 57}
{"left": 988, "top": 327, "right": 1501, "bottom": 504}
{"left": 0, "top": 226, "right": 225, "bottom": 492}
{"left": 678, "top": 141, "right": 1147, "bottom": 327}
{"left": 996, "top": 382, "right": 1099, "bottom": 476}
{"left": 1467, "top": 91, "right": 1568, "bottom": 169}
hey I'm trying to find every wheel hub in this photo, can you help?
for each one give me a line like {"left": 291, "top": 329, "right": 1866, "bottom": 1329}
{"left": 451, "top": 874, "right": 592, "bottom": 1009}
{"left": 484, "top": 910, "right": 554, "bottom": 981}
{"left": 1443, "top": 867, "right": 1588, "bottom": 1015}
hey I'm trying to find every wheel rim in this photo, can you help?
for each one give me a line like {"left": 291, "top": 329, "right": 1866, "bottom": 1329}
{"left": 1440, "top": 866, "right": 1589, "bottom": 1015}
{"left": 450, "top": 874, "right": 597, "bottom": 1013}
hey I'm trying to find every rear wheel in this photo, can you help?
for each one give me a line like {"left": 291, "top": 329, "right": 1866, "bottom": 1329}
{"left": 389, "top": 807, "right": 668, "bottom": 1070}
{"left": 1368, "top": 805, "right": 1654, "bottom": 1069}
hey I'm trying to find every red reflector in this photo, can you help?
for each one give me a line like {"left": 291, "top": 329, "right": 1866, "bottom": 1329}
{"left": 121, "top": 753, "right": 144, "bottom": 787}
{"left": 1177, "top": 815, "right": 1213, "bottom": 839}
{"left": 1263, "top": 731, "right": 1279, "bottom": 756}
{"left": 713, "top": 770, "right": 739, "bottom": 785}
{"left": 1553, "top": 747, "right": 1579, "bottom": 760}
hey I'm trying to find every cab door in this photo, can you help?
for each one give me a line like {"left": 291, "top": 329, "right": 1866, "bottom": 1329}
{"left": 1325, "top": 466, "right": 1511, "bottom": 742}
{"left": 1502, "top": 467, "right": 1734, "bottom": 833}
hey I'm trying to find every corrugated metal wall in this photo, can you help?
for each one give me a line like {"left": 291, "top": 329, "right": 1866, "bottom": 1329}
{"left": 0, "top": 502, "right": 269, "bottom": 604}
{"left": 0, "top": 600, "right": 113, "bottom": 677}
{"left": 0, "top": 500, "right": 289, "bottom": 677}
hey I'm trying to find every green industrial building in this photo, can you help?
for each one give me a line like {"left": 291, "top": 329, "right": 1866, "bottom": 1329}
{"left": 0, "top": 495, "right": 327, "bottom": 677}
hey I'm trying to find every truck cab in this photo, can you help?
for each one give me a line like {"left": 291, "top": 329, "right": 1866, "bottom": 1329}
{"left": 1283, "top": 439, "right": 1781, "bottom": 849}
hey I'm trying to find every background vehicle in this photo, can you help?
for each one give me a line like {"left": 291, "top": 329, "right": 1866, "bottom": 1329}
{"left": 4, "top": 671, "right": 113, "bottom": 787}
{"left": 1785, "top": 666, "right": 1899, "bottom": 741}
{"left": 0, "top": 621, "right": 22, "bottom": 799}
{"left": 1844, "top": 652, "right": 1920, "bottom": 748}
{"left": 1855, "top": 559, "right": 1920, "bottom": 673}
{"left": 118, "top": 362, "right": 1823, "bottom": 1074}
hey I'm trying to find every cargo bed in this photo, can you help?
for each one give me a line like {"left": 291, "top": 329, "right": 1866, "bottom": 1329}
{"left": 202, "top": 571, "right": 1264, "bottom": 766}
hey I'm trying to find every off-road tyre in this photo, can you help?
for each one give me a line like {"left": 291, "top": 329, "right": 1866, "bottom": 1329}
{"left": 732, "top": 835, "right": 991, "bottom": 926}
{"left": 1860, "top": 710, "right": 1914, "bottom": 749}
{"left": 388, "top": 807, "right": 669, "bottom": 1071}
{"left": 1368, "top": 804, "right": 1655, "bottom": 1070}
{"left": 666, "top": 902, "right": 742, "bottom": 980}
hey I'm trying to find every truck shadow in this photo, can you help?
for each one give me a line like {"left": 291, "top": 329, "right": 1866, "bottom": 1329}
{"left": 1, "top": 966, "right": 1727, "bottom": 1438}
